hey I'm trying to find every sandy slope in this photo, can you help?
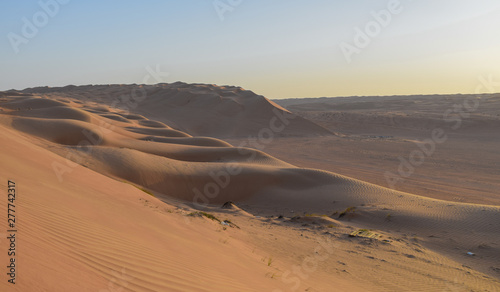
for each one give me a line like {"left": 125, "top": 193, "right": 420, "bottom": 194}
{"left": 20, "top": 83, "right": 333, "bottom": 138}
{"left": 0, "top": 122, "right": 306, "bottom": 292}
{"left": 1, "top": 88, "right": 499, "bottom": 291}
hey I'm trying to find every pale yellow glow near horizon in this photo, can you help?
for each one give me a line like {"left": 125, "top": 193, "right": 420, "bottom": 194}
{"left": 244, "top": 47, "right": 500, "bottom": 99}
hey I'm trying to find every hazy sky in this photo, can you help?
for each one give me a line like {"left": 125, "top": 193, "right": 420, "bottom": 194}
{"left": 1, "top": 0, "right": 500, "bottom": 98}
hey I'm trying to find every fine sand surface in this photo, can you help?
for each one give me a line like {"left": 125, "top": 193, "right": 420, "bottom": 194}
{"left": 267, "top": 94, "right": 500, "bottom": 206}
{"left": 20, "top": 83, "right": 332, "bottom": 138}
{"left": 0, "top": 86, "right": 499, "bottom": 291}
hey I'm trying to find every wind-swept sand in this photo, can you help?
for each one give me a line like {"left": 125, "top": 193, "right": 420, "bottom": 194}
{"left": 1, "top": 86, "right": 499, "bottom": 291}
{"left": 20, "top": 83, "right": 333, "bottom": 138}
{"left": 270, "top": 94, "right": 500, "bottom": 205}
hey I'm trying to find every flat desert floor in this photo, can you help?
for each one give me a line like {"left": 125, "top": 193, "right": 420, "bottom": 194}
{"left": 256, "top": 94, "right": 500, "bottom": 206}
{"left": 0, "top": 84, "right": 499, "bottom": 292}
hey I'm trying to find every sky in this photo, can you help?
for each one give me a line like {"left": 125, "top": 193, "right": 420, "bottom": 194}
{"left": 1, "top": 0, "right": 500, "bottom": 99}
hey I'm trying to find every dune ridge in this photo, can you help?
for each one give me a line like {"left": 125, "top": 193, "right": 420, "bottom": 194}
{"left": 20, "top": 83, "right": 334, "bottom": 138}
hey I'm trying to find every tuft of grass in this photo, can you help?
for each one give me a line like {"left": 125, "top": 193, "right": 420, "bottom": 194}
{"left": 338, "top": 206, "right": 356, "bottom": 218}
{"left": 267, "top": 257, "right": 273, "bottom": 267}
{"left": 327, "top": 224, "right": 336, "bottom": 228}
{"left": 386, "top": 213, "right": 392, "bottom": 221}
{"left": 188, "top": 212, "right": 221, "bottom": 223}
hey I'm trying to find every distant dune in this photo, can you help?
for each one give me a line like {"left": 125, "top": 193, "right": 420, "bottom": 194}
{"left": 1, "top": 85, "right": 499, "bottom": 291}
{"left": 21, "top": 83, "right": 333, "bottom": 138}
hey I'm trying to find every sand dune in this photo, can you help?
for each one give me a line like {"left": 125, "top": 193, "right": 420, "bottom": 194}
{"left": 0, "top": 122, "right": 303, "bottom": 292}
{"left": 1, "top": 87, "right": 499, "bottom": 291}
{"left": 21, "top": 83, "right": 333, "bottom": 138}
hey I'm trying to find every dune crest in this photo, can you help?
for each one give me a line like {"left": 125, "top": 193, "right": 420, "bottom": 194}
{"left": 21, "top": 83, "right": 333, "bottom": 138}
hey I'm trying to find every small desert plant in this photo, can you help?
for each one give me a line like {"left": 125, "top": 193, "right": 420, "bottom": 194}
{"left": 267, "top": 257, "right": 273, "bottom": 266}
{"left": 338, "top": 206, "right": 356, "bottom": 218}
{"left": 266, "top": 272, "right": 279, "bottom": 279}
{"left": 201, "top": 212, "right": 220, "bottom": 222}
{"left": 188, "top": 212, "right": 221, "bottom": 223}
